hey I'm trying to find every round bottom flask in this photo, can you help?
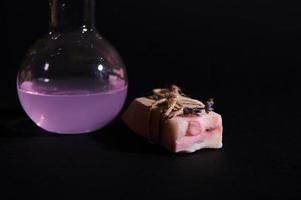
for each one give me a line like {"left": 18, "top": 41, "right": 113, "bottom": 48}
{"left": 17, "top": 0, "right": 128, "bottom": 134}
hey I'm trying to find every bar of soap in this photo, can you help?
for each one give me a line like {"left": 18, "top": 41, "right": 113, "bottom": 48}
{"left": 122, "top": 97, "right": 223, "bottom": 153}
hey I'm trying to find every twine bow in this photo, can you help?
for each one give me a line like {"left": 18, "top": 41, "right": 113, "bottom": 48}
{"left": 148, "top": 85, "right": 214, "bottom": 119}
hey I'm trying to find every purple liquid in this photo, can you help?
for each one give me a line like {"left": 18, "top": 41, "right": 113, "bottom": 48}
{"left": 17, "top": 81, "right": 127, "bottom": 134}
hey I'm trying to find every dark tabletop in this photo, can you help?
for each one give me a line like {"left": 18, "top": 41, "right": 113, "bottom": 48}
{"left": 1, "top": 100, "right": 300, "bottom": 199}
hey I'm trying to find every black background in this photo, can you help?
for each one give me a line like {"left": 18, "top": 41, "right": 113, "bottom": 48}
{"left": 1, "top": 0, "right": 300, "bottom": 199}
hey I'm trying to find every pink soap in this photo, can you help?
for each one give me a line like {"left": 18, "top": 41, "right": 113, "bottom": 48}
{"left": 163, "top": 112, "right": 223, "bottom": 152}
{"left": 122, "top": 97, "right": 223, "bottom": 153}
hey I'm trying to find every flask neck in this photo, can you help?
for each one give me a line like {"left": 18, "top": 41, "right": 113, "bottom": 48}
{"left": 49, "top": 0, "right": 95, "bottom": 33}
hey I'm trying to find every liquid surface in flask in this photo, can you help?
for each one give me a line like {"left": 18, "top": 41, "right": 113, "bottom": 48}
{"left": 18, "top": 80, "right": 127, "bottom": 133}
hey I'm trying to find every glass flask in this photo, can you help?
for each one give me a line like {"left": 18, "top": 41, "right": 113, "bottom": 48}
{"left": 17, "top": 0, "right": 128, "bottom": 134}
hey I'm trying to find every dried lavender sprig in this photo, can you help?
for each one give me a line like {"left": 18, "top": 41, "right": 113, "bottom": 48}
{"left": 183, "top": 107, "right": 204, "bottom": 115}
{"left": 205, "top": 98, "right": 214, "bottom": 113}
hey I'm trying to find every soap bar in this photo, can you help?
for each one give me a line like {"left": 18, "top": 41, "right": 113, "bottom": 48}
{"left": 122, "top": 97, "right": 223, "bottom": 153}
{"left": 122, "top": 86, "right": 223, "bottom": 153}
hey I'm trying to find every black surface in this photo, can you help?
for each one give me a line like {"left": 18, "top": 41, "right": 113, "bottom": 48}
{"left": 1, "top": 0, "right": 301, "bottom": 199}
